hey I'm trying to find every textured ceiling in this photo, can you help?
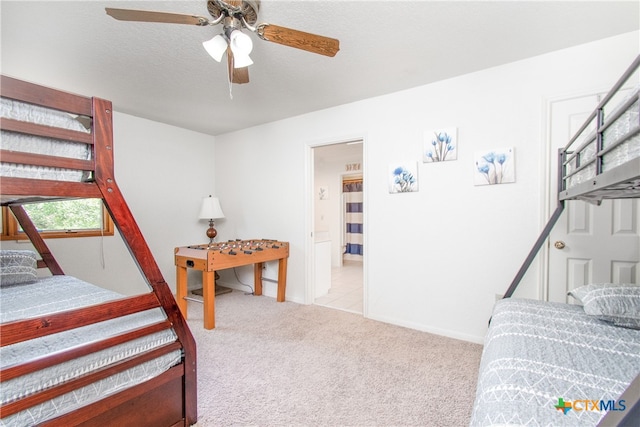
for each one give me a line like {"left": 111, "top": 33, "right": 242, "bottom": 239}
{"left": 1, "top": 1, "right": 639, "bottom": 136}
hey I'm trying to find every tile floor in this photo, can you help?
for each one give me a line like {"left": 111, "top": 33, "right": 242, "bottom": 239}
{"left": 314, "top": 260, "right": 363, "bottom": 314}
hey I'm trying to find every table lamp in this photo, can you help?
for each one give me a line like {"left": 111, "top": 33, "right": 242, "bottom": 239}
{"left": 199, "top": 195, "right": 225, "bottom": 246}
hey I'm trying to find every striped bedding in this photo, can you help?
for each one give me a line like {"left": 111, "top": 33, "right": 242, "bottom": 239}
{"left": 0, "top": 97, "right": 92, "bottom": 182}
{"left": 0, "top": 275, "right": 181, "bottom": 427}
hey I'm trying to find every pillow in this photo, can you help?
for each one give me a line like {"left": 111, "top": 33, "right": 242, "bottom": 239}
{"left": 568, "top": 283, "right": 640, "bottom": 329}
{"left": 0, "top": 250, "right": 38, "bottom": 286}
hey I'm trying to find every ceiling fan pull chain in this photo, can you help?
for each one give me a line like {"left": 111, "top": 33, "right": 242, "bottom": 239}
{"left": 228, "top": 67, "right": 234, "bottom": 100}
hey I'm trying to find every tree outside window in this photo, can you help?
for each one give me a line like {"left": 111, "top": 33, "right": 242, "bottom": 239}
{"left": 1, "top": 199, "right": 114, "bottom": 240}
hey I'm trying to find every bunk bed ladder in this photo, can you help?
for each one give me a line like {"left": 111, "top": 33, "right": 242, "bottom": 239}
{"left": 92, "top": 97, "right": 198, "bottom": 426}
{"left": 8, "top": 205, "right": 65, "bottom": 275}
{"left": 503, "top": 149, "right": 566, "bottom": 298}
{"left": 503, "top": 202, "right": 564, "bottom": 298}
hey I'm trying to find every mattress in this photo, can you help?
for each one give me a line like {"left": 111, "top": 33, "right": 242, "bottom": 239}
{"left": 565, "top": 86, "right": 640, "bottom": 189}
{"left": 0, "top": 275, "right": 181, "bottom": 427}
{"left": 470, "top": 298, "right": 640, "bottom": 426}
{"left": 602, "top": 89, "right": 640, "bottom": 172}
{"left": 0, "top": 97, "right": 92, "bottom": 182}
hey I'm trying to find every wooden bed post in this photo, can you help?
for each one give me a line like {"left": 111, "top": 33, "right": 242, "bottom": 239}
{"left": 91, "top": 97, "right": 198, "bottom": 425}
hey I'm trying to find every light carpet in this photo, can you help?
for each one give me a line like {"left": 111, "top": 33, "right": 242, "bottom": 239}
{"left": 186, "top": 290, "right": 483, "bottom": 426}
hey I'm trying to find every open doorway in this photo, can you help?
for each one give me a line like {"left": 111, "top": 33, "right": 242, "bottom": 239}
{"left": 311, "top": 141, "right": 364, "bottom": 314}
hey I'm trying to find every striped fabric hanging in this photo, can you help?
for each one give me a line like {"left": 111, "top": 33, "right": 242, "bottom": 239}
{"left": 343, "top": 179, "right": 363, "bottom": 256}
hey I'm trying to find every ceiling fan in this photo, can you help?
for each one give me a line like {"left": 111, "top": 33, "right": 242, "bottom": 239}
{"left": 105, "top": 0, "right": 340, "bottom": 85}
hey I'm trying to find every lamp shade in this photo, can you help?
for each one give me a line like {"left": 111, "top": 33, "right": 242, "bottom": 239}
{"left": 232, "top": 52, "right": 253, "bottom": 68}
{"left": 230, "top": 30, "right": 253, "bottom": 55}
{"left": 229, "top": 30, "right": 253, "bottom": 68}
{"left": 202, "top": 34, "right": 227, "bottom": 62}
{"left": 199, "top": 196, "right": 225, "bottom": 220}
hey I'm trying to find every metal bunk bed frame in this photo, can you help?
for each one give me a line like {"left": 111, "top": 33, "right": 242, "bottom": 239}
{"left": 497, "top": 54, "right": 640, "bottom": 427}
{"left": 504, "top": 54, "right": 640, "bottom": 299}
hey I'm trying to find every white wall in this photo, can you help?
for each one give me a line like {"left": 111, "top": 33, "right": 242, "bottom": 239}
{"left": 4, "top": 32, "right": 635, "bottom": 342}
{"left": 214, "top": 31, "right": 639, "bottom": 343}
{"left": 2, "top": 112, "right": 215, "bottom": 295}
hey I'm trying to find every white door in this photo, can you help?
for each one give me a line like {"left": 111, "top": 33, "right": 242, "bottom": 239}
{"left": 547, "top": 94, "right": 640, "bottom": 303}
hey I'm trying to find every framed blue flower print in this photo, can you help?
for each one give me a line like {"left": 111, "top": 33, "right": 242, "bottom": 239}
{"left": 474, "top": 147, "right": 515, "bottom": 185}
{"left": 424, "top": 127, "right": 458, "bottom": 163}
{"left": 389, "top": 162, "right": 418, "bottom": 193}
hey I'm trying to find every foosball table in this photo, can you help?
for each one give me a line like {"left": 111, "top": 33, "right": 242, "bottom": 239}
{"left": 174, "top": 239, "right": 289, "bottom": 329}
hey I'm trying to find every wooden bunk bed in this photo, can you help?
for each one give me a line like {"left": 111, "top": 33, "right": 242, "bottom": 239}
{"left": 471, "top": 56, "right": 640, "bottom": 426}
{"left": 0, "top": 76, "right": 197, "bottom": 426}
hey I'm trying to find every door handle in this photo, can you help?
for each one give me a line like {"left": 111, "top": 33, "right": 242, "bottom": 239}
{"left": 554, "top": 241, "right": 566, "bottom": 250}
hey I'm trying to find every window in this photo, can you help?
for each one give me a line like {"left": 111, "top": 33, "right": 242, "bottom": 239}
{"left": 1, "top": 199, "right": 114, "bottom": 240}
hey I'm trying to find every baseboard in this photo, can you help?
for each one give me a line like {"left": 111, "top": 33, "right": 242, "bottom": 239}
{"left": 215, "top": 280, "right": 305, "bottom": 304}
{"left": 366, "top": 313, "right": 486, "bottom": 344}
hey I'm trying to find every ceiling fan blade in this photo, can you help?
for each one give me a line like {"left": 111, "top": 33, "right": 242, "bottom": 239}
{"left": 233, "top": 67, "right": 250, "bottom": 85}
{"left": 257, "top": 24, "right": 340, "bottom": 57}
{"left": 105, "top": 8, "right": 210, "bottom": 26}
{"left": 226, "top": 48, "right": 250, "bottom": 85}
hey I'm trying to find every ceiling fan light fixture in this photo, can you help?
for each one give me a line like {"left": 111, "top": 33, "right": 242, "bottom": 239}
{"left": 202, "top": 34, "right": 227, "bottom": 62}
{"left": 233, "top": 52, "right": 253, "bottom": 68}
{"left": 105, "top": 2, "right": 340, "bottom": 86}
{"left": 229, "top": 30, "right": 253, "bottom": 55}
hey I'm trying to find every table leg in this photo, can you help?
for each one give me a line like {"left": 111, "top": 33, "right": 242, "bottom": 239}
{"left": 176, "top": 264, "right": 188, "bottom": 318}
{"left": 277, "top": 257, "right": 288, "bottom": 302}
{"left": 254, "top": 262, "right": 263, "bottom": 296}
{"left": 202, "top": 270, "right": 216, "bottom": 330}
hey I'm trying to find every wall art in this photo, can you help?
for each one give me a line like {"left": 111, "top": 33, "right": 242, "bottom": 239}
{"left": 474, "top": 147, "right": 515, "bottom": 185}
{"left": 389, "top": 162, "right": 418, "bottom": 193}
{"left": 318, "top": 186, "right": 329, "bottom": 200}
{"left": 424, "top": 128, "right": 458, "bottom": 162}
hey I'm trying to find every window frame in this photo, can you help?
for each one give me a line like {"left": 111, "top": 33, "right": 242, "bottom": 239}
{"left": 1, "top": 203, "right": 115, "bottom": 240}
